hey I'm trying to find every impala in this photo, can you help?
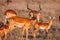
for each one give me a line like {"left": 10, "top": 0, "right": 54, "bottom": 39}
{"left": 26, "top": 0, "right": 41, "bottom": 22}
{"left": 4, "top": 9, "right": 36, "bottom": 40}
{"left": 0, "top": 22, "right": 13, "bottom": 40}
{"left": 4, "top": 9, "right": 17, "bottom": 24}
{"left": 33, "top": 16, "right": 55, "bottom": 38}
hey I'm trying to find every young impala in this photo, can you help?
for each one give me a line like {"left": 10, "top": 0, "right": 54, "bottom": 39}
{"left": 4, "top": 9, "right": 36, "bottom": 40}
{"left": 33, "top": 16, "right": 55, "bottom": 38}
{"left": 0, "top": 22, "right": 13, "bottom": 40}
{"left": 26, "top": 0, "right": 41, "bottom": 22}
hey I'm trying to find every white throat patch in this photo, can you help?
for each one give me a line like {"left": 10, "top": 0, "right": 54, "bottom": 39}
{"left": 6, "top": 16, "right": 8, "bottom": 18}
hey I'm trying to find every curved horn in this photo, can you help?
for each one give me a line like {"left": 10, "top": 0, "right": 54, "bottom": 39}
{"left": 6, "top": 0, "right": 12, "bottom": 5}
{"left": 26, "top": 0, "right": 32, "bottom": 11}
{"left": 38, "top": 2, "right": 42, "bottom": 12}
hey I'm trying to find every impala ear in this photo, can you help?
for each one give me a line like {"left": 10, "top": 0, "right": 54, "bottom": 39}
{"left": 53, "top": 16, "right": 55, "bottom": 19}
{"left": 49, "top": 17, "right": 51, "bottom": 19}
{"left": 49, "top": 16, "right": 55, "bottom": 19}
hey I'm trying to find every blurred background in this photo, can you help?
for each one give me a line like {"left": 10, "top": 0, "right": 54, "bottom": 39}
{"left": 0, "top": 0, "right": 60, "bottom": 40}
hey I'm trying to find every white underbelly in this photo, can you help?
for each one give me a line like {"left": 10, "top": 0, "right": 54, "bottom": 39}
{"left": 14, "top": 23, "right": 25, "bottom": 28}
{"left": 14, "top": 25, "right": 23, "bottom": 28}
{"left": 18, "top": 26, "right": 22, "bottom": 28}
{"left": 40, "top": 27, "right": 46, "bottom": 29}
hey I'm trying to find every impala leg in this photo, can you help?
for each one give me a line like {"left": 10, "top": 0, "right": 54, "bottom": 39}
{"left": 33, "top": 30, "right": 38, "bottom": 40}
{"left": 45, "top": 29, "right": 49, "bottom": 40}
{"left": 0, "top": 37, "right": 2, "bottom": 40}
{"left": 9, "top": 32, "right": 13, "bottom": 40}
{"left": 33, "top": 30, "right": 36, "bottom": 38}
{"left": 4, "top": 33, "right": 7, "bottom": 40}
{"left": 33, "top": 29, "right": 38, "bottom": 38}
{"left": 26, "top": 29, "right": 28, "bottom": 40}
{"left": 9, "top": 22, "right": 14, "bottom": 40}
{"left": 33, "top": 25, "right": 39, "bottom": 38}
{"left": 46, "top": 29, "right": 48, "bottom": 37}
{"left": 21, "top": 28, "right": 25, "bottom": 40}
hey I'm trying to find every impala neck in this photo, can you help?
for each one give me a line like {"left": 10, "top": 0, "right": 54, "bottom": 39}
{"left": 31, "top": 20, "right": 36, "bottom": 26}
{"left": 49, "top": 17, "right": 54, "bottom": 28}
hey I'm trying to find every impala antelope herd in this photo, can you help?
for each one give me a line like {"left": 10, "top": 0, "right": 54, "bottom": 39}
{"left": 0, "top": 9, "right": 55, "bottom": 40}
